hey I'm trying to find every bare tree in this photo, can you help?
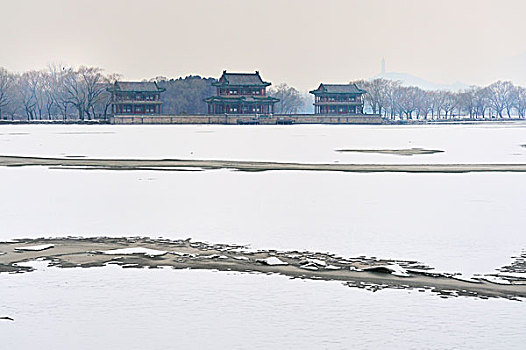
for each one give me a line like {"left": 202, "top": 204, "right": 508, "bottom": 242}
{"left": 62, "top": 68, "right": 86, "bottom": 120}
{"left": 384, "top": 80, "right": 401, "bottom": 119}
{"left": 16, "top": 73, "right": 38, "bottom": 120}
{"left": 48, "top": 64, "right": 72, "bottom": 120}
{"left": 26, "top": 70, "right": 47, "bottom": 120}
{"left": 473, "top": 87, "right": 489, "bottom": 118}
{"left": 487, "top": 81, "right": 514, "bottom": 118}
{"left": 360, "top": 78, "right": 390, "bottom": 116}
{"left": 94, "top": 73, "right": 121, "bottom": 120}
{"left": 79, "top": 66, "right": 106, "bottom": 119}
{"left": 397, "top": 86, "right": 420, "bottom": 119}
{"left": 457, "top": 89, "right": 474, "bottom": 118}
{"left": 269, "top": 83, "right": 304, "bottom": 114}
{"left": 0, "top": 67, "right": 14, "bottom": 120}
{"left": 416, "top": 90, "right": 433, "bottom": 119}
{"left": 514, "top": 86, "right": 526, "bottom": 118}
{"left": 441, "top": 92, "right": 458, "bottom": 118}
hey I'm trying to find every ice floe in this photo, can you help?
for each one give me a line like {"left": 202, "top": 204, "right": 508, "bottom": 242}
{"left": 14, "top": 244, "right": 54, "bottom": 252}
{"left": 257, "top": 257, "right": 288, "bottom": 266}
{"left": 233, "top": 256, "right": 249, "bottom": 261}
{"left": 307, "top": 258, "right": 327, "bottom": 267}
{"left": 300, "top": 263, "right": 319, "bottom": 270}
{"left": 100, "top": 247, "right": 167, "bottom": 257}
{"left": 171, "top": 251, "right": 197, "bottom": 258}
{"left": 452, "top": 275, "right": 482, "bottom": 283}
{"left": 481, "top": 276, "right": 512, "bottom": 285}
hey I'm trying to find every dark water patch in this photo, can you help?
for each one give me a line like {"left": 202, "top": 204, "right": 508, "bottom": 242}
{"left": 336, "top": 148, "right": 445, "bottom": 156}
{"left": 54, "top": 132, "right": 115, "bottom": 135}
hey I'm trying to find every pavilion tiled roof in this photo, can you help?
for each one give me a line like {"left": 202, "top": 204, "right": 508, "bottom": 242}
{"left": 213, "top": 71, "right": 271, "bottom": 87}
{"left": 113, "top": 81, "right": 165, "bottom": 92}
{"left": 310, "top": 83, "right": 365, "bottom": 94}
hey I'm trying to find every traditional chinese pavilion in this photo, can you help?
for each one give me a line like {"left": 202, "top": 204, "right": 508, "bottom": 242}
{"left": 204, "top": 71, "right": 279, "bottom": 115}
{"left": 108, "top": 81, "right": 165, "bottom": 115}
{"left": 310, "top": 83, "right": 366, "bottom": 115}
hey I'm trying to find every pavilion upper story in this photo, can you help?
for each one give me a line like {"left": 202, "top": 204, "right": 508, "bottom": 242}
{"left": 108, "top": 81, "right": 165, "bottom": 115}
{"left": 204, "top": 71, "right": 279, "bottom": 115}
{"left": 310, "top": 83, "right": 366, "bottom": 115}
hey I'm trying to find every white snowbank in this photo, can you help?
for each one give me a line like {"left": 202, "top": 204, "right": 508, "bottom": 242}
{"left": 229, "top": 247, "right": 261, "bottom": 254}
{"left": 233, "top": 256, "right": 249, "bottom": 261}
{"left": 300, "top": 263, "right": 318, "bottom": 270}
{"left": 481, "top": 276, "right": 512, "bottom": 285}
{"left": 286, "top": 254, "right": 302, "bottom": 259}
{"left": 14, "top": 244, "right": 54, "bottom": 252}
{"left": 14, "top": 259, "right": 51, "bottom": 270}
{"left": 307, "top": 258, "right": 327, "bottom": 266}
{"left": 257, "top": 257, "right": 288, "bottom": 266}
{"left": 100, "top": 247, "right": 167, "bottom": 257}
{"left": 171, "top": 251, "right": 197, "bottom": 258}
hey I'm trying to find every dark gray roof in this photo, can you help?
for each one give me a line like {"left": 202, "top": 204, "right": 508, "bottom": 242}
{"left": 310, "top": 83, "right": 365, "bottom": 94}
{"left": 114, "top": 81, "right": 164, "bottom": 92}
{"left": 213, "top": 71, "right": 270, "bottom": 87}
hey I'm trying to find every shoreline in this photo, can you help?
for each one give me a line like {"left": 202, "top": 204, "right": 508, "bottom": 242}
{"left": 2, "top": 155, "right": 526, "bottom": 173}
{"left": 1, "top": 118, "right": 526, "bottom": 126}
{"left": 1, "top": 237, "right": 525, "bottom": 301}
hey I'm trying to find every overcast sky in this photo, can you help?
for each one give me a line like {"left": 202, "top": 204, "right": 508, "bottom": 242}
{"left": 2, "top": 0, "right": 526, "bottom": 90}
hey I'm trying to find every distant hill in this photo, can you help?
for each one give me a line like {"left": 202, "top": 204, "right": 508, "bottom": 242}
{"left": 374, "top": 72, "right": 468, "bottom": 91}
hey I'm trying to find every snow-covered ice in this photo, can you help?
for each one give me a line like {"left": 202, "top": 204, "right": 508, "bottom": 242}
{"left": 257, "top": 257, "right": 288, "bottom": 266}
{"left": 100, "top": 247, "right": 167, "bottom": 257}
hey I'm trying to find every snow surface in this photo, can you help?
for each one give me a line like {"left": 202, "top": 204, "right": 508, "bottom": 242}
{"left": 257, "top": 257, "right": 288, "bottom": 266}
{"left": 307, "top": 258, "right": 327, "bottom": 266}
{"left": 300, "top": 263, "right": 319, "bottom": 270}
{"left": 100, "top": 247, "right": 167, "bottom": 257}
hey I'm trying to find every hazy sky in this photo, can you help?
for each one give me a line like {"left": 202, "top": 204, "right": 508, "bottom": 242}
{"left": 2, "top": 0, "right": 526, "bottom": 90}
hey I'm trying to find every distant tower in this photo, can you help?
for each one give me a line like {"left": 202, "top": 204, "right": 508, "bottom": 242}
{"left": 381, "top": 58, "right": 386, "bottom": 75}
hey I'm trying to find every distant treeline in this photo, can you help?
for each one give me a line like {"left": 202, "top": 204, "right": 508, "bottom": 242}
{"left": 0, "top": 66, "right": 309, "bottom": 121}
{"left": 2, "top": 65, "right": 523, "bottom": 121}
{"left": 354, "top": 79, "right": 526, "bottom": 120}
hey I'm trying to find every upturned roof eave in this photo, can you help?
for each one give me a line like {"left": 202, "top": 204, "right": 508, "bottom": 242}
{"left": 212, "top": 82, "right": 271, "bottom": 87}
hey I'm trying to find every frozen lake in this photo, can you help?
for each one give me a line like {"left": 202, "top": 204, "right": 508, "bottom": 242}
{"left": 1, "top": 124, "right": 525, "bottom": 348}
{"left": 2, "top": 264, "right": 526, "bottom": 350}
